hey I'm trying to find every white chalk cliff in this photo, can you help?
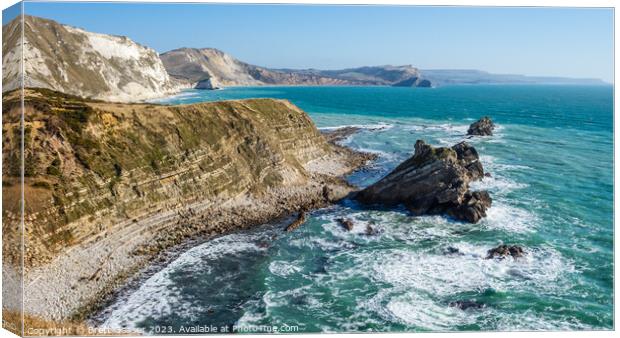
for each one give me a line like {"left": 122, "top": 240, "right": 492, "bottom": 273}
{"left": 2, "top": 15, "right": 186, "bottom": 102}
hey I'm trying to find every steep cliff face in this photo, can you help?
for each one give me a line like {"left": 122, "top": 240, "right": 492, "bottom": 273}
{"left": 2, "top": 88, "right": 353, "bottom": 269}
{"left": 160, "top": 48, "right": 262, "bottom": 88}
{"left": 2, "top": 16, "right": 185, "bottom": 102}
{"left": 161, "top": 47, "right": 431, "bottom": 88}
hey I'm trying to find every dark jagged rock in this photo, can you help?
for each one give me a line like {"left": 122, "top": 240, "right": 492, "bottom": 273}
{"left": 355, "top": 140, "right": 491, "bottom": 223}
{"left": 322, "top": 185, "right": 335, "bottom": 202}
{"left": 321, "top": 127, "right": 362, "bottom": 143}
{"left": 446, "top": 190, "right": 492, "bottom": 223}
{"left": 467, "top": 117, "right": 495, "bottom": 136}
{"left": 336, "top": 218, "right": 355, "bottom": 231}
{"left": 285, "top": 212, "right": 307, "bottom": 232}
{"left": 449, "top": 300, "right": 486, "bottom": 310}
{"left": 444, "top": 246, "right": 462, "bottom": 255}
{"left": 485, "top": 245, "right": 525, "bottom": 259}
{"left": 365, "top": 224, "right": 375, "bottom": 235}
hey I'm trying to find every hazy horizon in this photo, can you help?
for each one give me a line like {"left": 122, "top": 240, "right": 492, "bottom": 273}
{"left": 2, "top": 2, "right": 614, "bottom": 82}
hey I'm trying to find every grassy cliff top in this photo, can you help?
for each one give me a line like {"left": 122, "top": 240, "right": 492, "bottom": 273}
{"left": 4, "top": 86, "right": 325, "bottom": 190}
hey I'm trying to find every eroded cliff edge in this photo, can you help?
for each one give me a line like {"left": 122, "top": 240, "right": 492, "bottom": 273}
{"left": 2, "top": 88, "right": 370, "bottom": 320}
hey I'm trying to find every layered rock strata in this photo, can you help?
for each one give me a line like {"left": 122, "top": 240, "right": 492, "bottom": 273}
{"left": 356, "top": 140, "right": 491, "bottom": 223}
{"left": 2, "top": 88, "right": 371, "bottom": 320}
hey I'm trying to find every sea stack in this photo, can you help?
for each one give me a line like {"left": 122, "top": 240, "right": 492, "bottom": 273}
{"left": 467, "top": 117, "right": 495, "bottom": 136}
{"left": 355, "top": 140, "right": 491, "bottom": 223}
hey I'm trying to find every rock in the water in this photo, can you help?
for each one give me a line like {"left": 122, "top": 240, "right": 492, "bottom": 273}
{"left": 285, "top": 212, "right": 307, "bottom": 232}
{"left": 336, "top": 218, "right": 355, "bottom": 231}
{"left": 467, "top": 117, "right": 495, "bottom": 136}
{"left": 444, "top": 246, "right": 462, "bottom": 255}
{"left": 449, "top": 300, "right": 485, "bottom": 310}
{"left": 321, "top": 126, "right": 362, "bottom": 143}
{"left": 446, "top": 190, "right": 492, "bottom": 223}
{"left": 365, "top": 223, "right": 376, "bottom": 235}
{"left": 485, "top": 245, "right": 525, "bottom": 259}
{"left": 355, "top": 140, "right": 491, "bottom": 223}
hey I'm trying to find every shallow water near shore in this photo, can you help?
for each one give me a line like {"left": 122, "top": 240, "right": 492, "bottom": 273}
{"left": 101, "top": 85, "right": 613, "bottom": 332}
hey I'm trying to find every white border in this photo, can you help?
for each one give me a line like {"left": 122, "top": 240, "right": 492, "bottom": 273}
{"left": 0, "top": 1, "right": 616, "bottom": 338}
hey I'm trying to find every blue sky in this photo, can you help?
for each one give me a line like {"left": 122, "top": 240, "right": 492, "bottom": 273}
{"left": 3, "top": 2, "right": 614, "bottom": 82}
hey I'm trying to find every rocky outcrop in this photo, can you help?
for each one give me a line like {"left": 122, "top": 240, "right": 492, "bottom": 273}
{"left": 285, "top": 212, "right": 307, "bottom": 232}
{"left": 2, "top": 15, "right": 186, "bottom": 102}
{"left": 356, "top": 140, "right": 491, "bottom": 223}
{"left": 485, "top": 245, "right": 525, "bottom": 259}
{"left": 467, "top": 117, "right": 495, "bottom": 136}
{"left": 2, "top": 88, "right": 367, "bottom": 269}
{"left": 160, "top": 48, "right": 432, "bottom": 88}
{"left": 3, "top": 87, "right": 374, "bottom": 320}
{"left": 336, "top": 218, "right": 355, "bottom": 231}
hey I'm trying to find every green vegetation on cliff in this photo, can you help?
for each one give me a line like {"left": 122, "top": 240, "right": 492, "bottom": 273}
{"left": 2, "top": 88, "right": 335, "bottom": 267}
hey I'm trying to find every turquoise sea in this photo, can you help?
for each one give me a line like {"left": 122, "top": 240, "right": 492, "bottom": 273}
{"left": 100, "top": 85, "right": 613, "bottom": 332}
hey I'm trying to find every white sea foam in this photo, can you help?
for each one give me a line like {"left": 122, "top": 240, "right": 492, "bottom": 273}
{"left": 149, "top": 91, "right": 200, "bottom": 103}
{"left": 494, "top": 310, "right": 594, "bottom": 331}
{"left": 102, "top": 265, "right": 179, "bottom": 330}
{"left": 404, "top": 122, "right": 509, "bottom": 147}
{"left": 343, "top": 245, "right": 572, "bottom": 329}
{"left": 404, "top": 123, "right": 472, "bottom": 147}
{"left": 235, "top": 305, "right": 266, "bottom": 327}
{"left": 354, "top": 147, "right": 396, "bottom": 160}
{"left": 268, "top": 260, "right": 302, "bottom": 278}
{"left": 482, "top": 202, "right": 539, "bottom": 233}
{"left": 472, "top": 154, "right": 530, "bottom": 197}
{"left": 470, "top": 175, "right": 527, "bottom": 195}
{"left": 341, "top": 239, "right": 576, "bottom": 330}
{"left": 318, "top": 122, "right": 394, "bottom": 131}
{"left": 317, "top": 210, "right": 475, "bottom": 248}
{"left": 103, "top": 233, "right": 264, "bottom": 330}
{"left": 365, "top": 243, "right": 572, "bottom": 296}
{"left": 404, "top": 123, "right": 469, "bottom": 134}
{"left": 384, "top": 293, "right": 473, "bottom": 330}
{"left": 262, "top": 285, "right": 313, "bottom": 309}
{"left": 288, "top": 234, "right": 355, "bottom": 252}
{"left": 479, "top": 155, "right": 532, "bottom": 172}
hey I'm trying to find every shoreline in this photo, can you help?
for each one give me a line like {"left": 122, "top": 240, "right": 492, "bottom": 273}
{"left": 15, "top": 128, "right": 375, "bottom": 324}
{"left": 89, "top": 129, "right": 377, "bottom": 326}
{"left": 87, "top": 212, "right": 301, "bottom": 327}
